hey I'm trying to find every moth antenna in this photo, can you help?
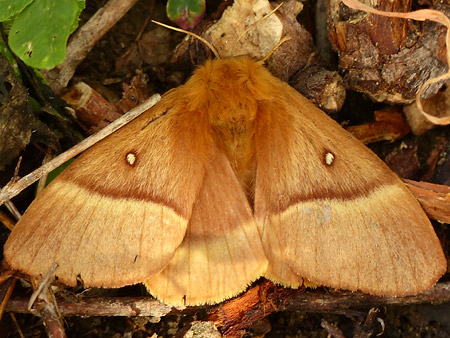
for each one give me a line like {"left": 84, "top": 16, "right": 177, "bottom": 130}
{"left": 259, "top": 35, "right": 292, "bottom": 64}
{"left": 231, "top": 2, "right": 284, "bottom": 55}
{"left": 151, "top": 20, "right": 220, "bottom": 59}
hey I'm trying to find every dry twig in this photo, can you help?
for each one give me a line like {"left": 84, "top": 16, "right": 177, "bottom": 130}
{"left": 5, "top": 281, "right": 450, "bottom": 317}
{"left": 402, "top": 179, "right": 450, "bottom": 223}
{"left": 0, "top": 95, "right": 161, "bottom": 207}
{"left": 41, "top": 0, "right": 140, "bottom": 94}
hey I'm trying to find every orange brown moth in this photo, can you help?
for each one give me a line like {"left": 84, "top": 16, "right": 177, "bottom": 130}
{"left": 3, "top": 56, "right": 447, "bottom": 306}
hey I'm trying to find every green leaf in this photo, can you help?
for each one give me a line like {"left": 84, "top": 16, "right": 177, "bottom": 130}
{"left": 8, "top": 0, "right": 81, "bottom": 69}
{"left": 0, "top": 41, "right": 21, "bottom": 79}
{"left": 167, "top": 0, "right": 205, "bottom": 30}
{"left": 0, "top": 0, "right": 33, "bottom": 22}
{"left": 44, "top": 158, "right": 75, "bottom": 187}
{"left": 69, "top": 0, "right": 85, "bottom": 34}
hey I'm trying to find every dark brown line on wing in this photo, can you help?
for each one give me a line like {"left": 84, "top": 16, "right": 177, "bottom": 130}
{"left": 141, "top": 106, "right": 171, "bottom": 130}
{"left": 271, "top": 177, "right": 399, "bottom": 214}
{"left": 63, "top": 178, "right": 187, "bottom": 219}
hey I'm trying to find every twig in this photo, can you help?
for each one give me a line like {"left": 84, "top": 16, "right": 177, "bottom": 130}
{"left": 9, "top": 313, "right": 25, "bottom": 338}
{"left": 62, "top": 82, "right": 122, "bottom": 130}
{"left": 135, "top": 0, "right": 155, "bottom": 42}
{"left": 24, "top": 266, "right": 67, "bottom": 338}
{"left": 4, "top": 201, "right": 21, "bottom": 221}
{"left": 284, "top": 281, "right": 450, "bottom": 311}
{"left": 0, "top": 277, "right": 16, "bottom": 321}
{"left": 402, "top": 179, "right": 450, "bottom": 224}
{"left": 7, "top": 296, "right": 174, "bottom": 317}
{"left": 33, "top": 298, "right": 67, "bottom": 338}
{"left": 28, "top": 263, "right": 58, "bottom": 311}
{"left": 5, "top": 281, "right": 450, "bottom": 317}
{"left": 41, "top": 0, "right": 140, "bottom": 94}
{"left": 0, "top": 94, "right": 161, "bottom": 206}
{"left": 209, "top": 280, "right": 298, "bottom": 337}
{"left": 321, "top": 319, "right": 346, "bottom": 338}
{"left": 36, "top": 150, "right": 57, "bottom": 195}
{"left": 0, "top": 209, "right": 15, "bottom": 231}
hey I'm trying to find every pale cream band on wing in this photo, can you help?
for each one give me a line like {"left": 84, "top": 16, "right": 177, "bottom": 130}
{"left": 145, "top": 218, "right": 268, "bottom": 306}
{"left": 262, "top": 182, "right": 445, "bottom": 296}
{"left": 5, "top": 179, "right": 187, "bottom": 288}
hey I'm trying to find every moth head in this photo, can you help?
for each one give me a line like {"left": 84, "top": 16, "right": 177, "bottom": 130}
{"left": 151, "top": 6, "right": 288, "bottom": 127}
{"left": 189, "top": 58, "right": 269, "bottom": 127}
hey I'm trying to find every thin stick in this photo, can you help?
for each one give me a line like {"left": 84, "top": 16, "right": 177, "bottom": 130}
{"left": 28, "top": 263, "right": 59, "bottom": 311}
{"left": 259, "top": 36, "right": 292, "bottom": 64}
{"left": 0, "top": 94, "right": 161, "bottom": 206}
{"left": 232, "top": 2, "right": 284, "bottom": 54}
{"left": 5, "top": 281, "right": 450, "bottom": 317}
{"left": 9, "top": 313, "right": 25, "bottom": 338}
{"left": 151, "top": 20, "right": 220, "bottom": 59}
{"left": 41, "top": 0, "right": 140, "bottom": 94}
{"left": 4, "top": 201, "right": 21, "bottom": 221}
{"left": 321, "top": 319, "right": 346, "bottom": 338}
{"left": 0, "top": 278, "right": 16, "bottom": 321}
{"left": 36, "top": 150, "right": 54, "bottom": 195}
{"left": 0, "top": 209, "right": 15, "bottom": 231}
{"left": 34, "top": 299, "right": 67, "bottom": 338}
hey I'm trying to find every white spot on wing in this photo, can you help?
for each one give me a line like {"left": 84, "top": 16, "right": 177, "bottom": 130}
{"left": 126, "top": 152, "right": 137, "bottom": 166}
{"left": 325, "top": 152, "right": 335, "bottom": 166}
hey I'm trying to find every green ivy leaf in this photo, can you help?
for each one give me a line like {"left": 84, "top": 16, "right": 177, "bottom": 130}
{"left": 8, "top": 0, "right": 82, "bottom": 69}
{"left": 0, "top": 0, "right": 33, "bottom": 22}
{"left": 167, "top": 0, "right": 205, "bottom": 30}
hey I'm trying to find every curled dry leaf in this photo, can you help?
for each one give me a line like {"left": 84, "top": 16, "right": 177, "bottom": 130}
{"left": 404, "top": 85, "right": 450, "bottom": 135}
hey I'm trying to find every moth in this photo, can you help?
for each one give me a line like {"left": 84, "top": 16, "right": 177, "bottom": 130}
{"left": 4, "top": 57, "right": 446, "bottom": 306}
